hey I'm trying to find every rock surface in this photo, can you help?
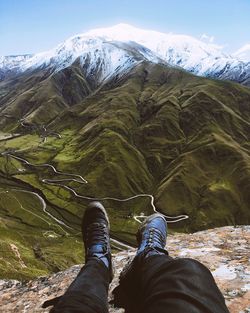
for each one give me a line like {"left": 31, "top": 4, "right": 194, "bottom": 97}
{"left": 0, "top": 226, "right": 249, "bottom": 313}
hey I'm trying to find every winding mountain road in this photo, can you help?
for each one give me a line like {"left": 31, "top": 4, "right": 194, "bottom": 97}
{"left": 1, "top": 151, "right": 189, "bottom": 249}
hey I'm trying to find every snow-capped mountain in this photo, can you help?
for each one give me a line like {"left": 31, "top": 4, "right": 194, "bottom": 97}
{"left": 84, "top": 24, "right": 250, "bottom": 85}
{"left": 0, "top": 54, "right": 33, "bottom": 80}
{"left": 0, "top": 31, "right": 161, "bottom": 82}
{"left": 86, "top": 24, "right": 228, "bottom": 73}
{"left": 0, "top": 54, "right": 33, "bottom": 69}
{"left": 1, "top": 24, "right": 250, "bottom": 86}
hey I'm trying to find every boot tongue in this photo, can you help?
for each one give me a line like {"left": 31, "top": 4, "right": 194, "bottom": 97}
{"left": 87, "top": 246, "right": 110, "bottom": 268}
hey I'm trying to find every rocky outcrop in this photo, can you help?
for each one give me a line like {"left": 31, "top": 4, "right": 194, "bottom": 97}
{"left": 0, "top": 226, "right": 249, "bottom": 313}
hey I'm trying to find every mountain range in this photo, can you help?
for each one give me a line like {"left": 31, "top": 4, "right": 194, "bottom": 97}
{"left": 0, "top": 24, "right": 249, "bottom": 280}
{"left": 1, "top": 24, "right": 250, "bottom": 85}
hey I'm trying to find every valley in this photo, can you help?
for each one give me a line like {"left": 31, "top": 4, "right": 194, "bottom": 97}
{"left": 0, "top": 55, "right": 249, "bottom": 280}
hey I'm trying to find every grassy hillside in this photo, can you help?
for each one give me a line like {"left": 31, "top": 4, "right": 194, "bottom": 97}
{"left": 0, "top": 61, "right": 249, "bottom": 279}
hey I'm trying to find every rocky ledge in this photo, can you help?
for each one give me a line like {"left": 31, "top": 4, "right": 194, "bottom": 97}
{"left": 0, "top": 226, "right": 249, "bottom": 313}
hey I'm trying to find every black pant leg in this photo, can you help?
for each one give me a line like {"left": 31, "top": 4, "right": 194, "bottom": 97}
{"left": 140, "top": 255, "right": 229, "bottom": 313}
{"left": 50, "top": 258, "right": 109, "bottom": 313}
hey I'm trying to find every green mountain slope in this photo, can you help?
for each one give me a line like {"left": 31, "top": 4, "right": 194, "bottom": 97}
{"left": 0, "top": 61, "right": 249, "bottom": 279}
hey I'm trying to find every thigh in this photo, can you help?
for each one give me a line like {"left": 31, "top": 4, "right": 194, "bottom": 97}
{"left": 141, "top": 257, "right": 229, "bottom": 313}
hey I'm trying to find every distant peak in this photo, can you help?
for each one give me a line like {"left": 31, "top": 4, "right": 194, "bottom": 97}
{"left": 84, "top": 23, "right": 150, "bottom": 40}
{"left": 107, "top": 23, "right": 137, "bottom": 29}
{"left": 86, "top": 23, "right": 144, "bottom": 33}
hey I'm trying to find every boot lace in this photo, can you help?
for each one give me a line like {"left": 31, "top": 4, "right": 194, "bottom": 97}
{"left": 86, "top": 222, "right": 108, "bottom": 248}
{"left": 145, "top": 227, "right": 165, "bottom": 248}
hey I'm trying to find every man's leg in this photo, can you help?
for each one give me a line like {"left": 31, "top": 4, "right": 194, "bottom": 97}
{"left": 43, "top": 202, "right": 113, "bottom": 313}
{"left": 113, "top": 213, "right": 229, "bottom": 313}
{"left": 138, "top": 255, "right": 229, "bottom": 313}
{"left": 45, "top": 258, "right": 109, "bottom": 313}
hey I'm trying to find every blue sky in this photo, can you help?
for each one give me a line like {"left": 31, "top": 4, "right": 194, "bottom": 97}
{"left": 0, "top": 0, "right": 249, "bottom": 55}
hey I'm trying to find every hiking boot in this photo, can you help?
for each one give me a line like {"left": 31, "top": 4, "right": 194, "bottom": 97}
{"left": 82, "top": 201, "right": 113, "bottom": 280}
{"left": 111, "top": 214, "right": 168, "bottom": 311}
{"left": 136, "top": 213, "right": 168, "bottom": 257}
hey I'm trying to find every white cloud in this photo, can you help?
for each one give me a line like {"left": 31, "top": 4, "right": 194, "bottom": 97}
{"left": 200, "top": 33, "right": 215, "bottom": 43}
